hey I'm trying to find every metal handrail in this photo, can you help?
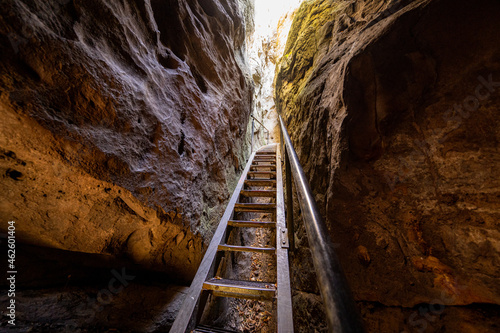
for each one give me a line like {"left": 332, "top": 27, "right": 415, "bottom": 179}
{"left": 250, "top": 114, "right": 270, "bottom": 152}
{"left": 278, "top": 115, "right": 364, "bottom": 333}
{"left": 251, "top": 114, "right": 270, "bottom": 133}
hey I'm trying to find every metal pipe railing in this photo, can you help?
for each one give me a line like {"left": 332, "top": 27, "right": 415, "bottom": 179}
{"left": 278, "top": 115, "right": 364, "bottom": 333}
{"left": 250, "top": 114, "right": 270, "bottom": 153}
{"left": 251, "top": 114, "right": 270, "bottom": 133}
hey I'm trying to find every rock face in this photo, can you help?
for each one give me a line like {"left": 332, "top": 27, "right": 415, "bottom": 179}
{"left": 0, "top": 0, "right": 253, "bottom": 281}
{"left": 275, "top": 0, "right": 500, "bottom": 331}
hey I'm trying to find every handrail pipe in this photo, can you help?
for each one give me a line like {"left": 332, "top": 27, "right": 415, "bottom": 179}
{"left": 250, "top": 114, "right": 270, "bottom": 153}
{"left": 278, "top": 115, "right": 364, "bottom": 333}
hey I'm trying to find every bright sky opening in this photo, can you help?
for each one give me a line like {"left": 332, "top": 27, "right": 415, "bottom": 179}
{"left": 253, "top": 0, "right": 303, "bottom": 35}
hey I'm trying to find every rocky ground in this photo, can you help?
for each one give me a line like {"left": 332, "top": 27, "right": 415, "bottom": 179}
{"left": 0, "top": 277, "right": 188, "bottom": 332}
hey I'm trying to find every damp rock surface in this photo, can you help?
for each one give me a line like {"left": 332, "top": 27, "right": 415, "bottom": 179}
{"left": 275, "top": 0, "right": 500, "bottom": 331}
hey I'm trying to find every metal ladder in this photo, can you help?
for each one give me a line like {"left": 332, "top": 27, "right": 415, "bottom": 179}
{"left": 171, "top": 144, "right": 293, "bottom": 333}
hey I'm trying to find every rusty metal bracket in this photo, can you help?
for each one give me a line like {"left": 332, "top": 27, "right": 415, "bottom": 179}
{"left": 280, "top": 227, "right": 289, "bottom": 248}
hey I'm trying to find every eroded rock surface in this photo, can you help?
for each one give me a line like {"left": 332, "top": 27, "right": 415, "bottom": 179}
{"left": 0, "top": 0, "right": 254, "bottom": 280}
{"left": 275, "top": 0, "right": 500, "bottom": 331}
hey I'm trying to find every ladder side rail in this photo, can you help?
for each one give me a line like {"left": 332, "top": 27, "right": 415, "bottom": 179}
{"left": 284, "top": 147, "right": 295, "bottom": 252}
{"left": 170, "top": 152, "right": 257, "bottom": 333}
{"left": 276, "top": 144, "right": 294, "bottom": 333}
{"left": 278, "top": 115, "right": 364, "bottom": 333}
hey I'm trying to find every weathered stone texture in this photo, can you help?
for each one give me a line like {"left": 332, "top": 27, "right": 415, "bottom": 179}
{"left": 275, "top": 0, "right": 500, "bottom": 330}
{"left": 0, "top": 0, "right": 253, "bottom": 279}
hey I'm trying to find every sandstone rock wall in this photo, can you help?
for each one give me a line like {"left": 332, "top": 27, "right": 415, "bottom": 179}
{"left": 0, "top": 0, "right": 254, "bottom": 280}
{"left": 275, "top": 0, "right": 500, "bottom": 330}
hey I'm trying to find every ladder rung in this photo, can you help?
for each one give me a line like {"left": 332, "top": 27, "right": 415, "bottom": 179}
{"left": 234, "top": 203, "right": 276, "bottom": 212}
{"left": 250, "top": 164, "right": 276, "bottom": 170}
{"left": 218, "top": 244, "right": 276, "bottom": 254}
{"left": 245, "top": 179, "right": 276, "bottom": 187}
{"left": 252, "top": 161, "right": 276, "bottom": 165}
{"left": 228, "top": 220, "right": 276, "bottom": 228}
{"left": 247, "top": 172, "right": 276, "bottom": 180}
{"left": 203, "top": 278, "right": 276, "bottom": 300}
{"left": 194, "top": 324, "right": 241, "bottom": 333}
{"left": 248, "top": 171, "right": 276, "bottom": 175}
{"left": 252, "top": 161, "right": 275, "bottom": 164}
{"left": 240, "top": 190, "right": 276, "bottom": 197}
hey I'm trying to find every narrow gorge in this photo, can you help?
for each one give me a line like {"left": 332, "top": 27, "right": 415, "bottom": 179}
{"left": 0, "top": 0, "right": 499, "bottom": 332}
